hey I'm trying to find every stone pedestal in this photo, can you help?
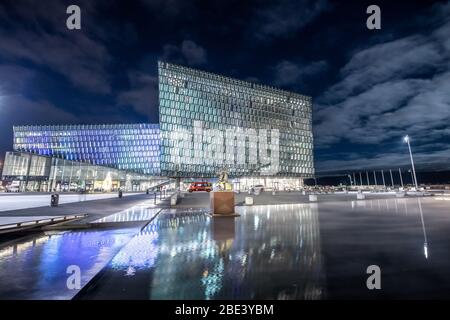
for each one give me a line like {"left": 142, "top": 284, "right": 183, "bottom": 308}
{"left": 210, "top": 191, "right": 239, "bottom": 217}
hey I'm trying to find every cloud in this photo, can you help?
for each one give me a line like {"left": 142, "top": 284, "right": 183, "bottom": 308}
{"left": 0, "top": 0, "right": 112, "bottom": 94}
{"left": 0, "top": 63, "right": 77, "bottom": 159}
{"left": 139, "top": 0, "right": 196, "bottom": 19}
{"left": 162, "top": 40, "right": 207, "bottom": 66}
{"left": 250, "top": 0, "right": 329, "bottom": 41}
{"left": 117, "top": 71, "right": 159, "bottom": 120}
{"left": 273, "top": 60, "right": 327, "bottom": 86}
{"left": 314, "top": 2, "right": 450, "bottom": 172}
{"left": 320, "top": 36, "right": 445, "bottom": 104}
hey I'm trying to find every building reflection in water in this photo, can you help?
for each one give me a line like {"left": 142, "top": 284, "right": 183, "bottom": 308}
{"left": 108, "top": 205, "right": 325, "bottom": 299}
{"left": 93, "top": 206, "right": 161, "bottom": 223}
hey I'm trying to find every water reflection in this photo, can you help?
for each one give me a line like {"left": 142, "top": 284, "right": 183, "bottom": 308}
{"left": 92, "top": 207, "right": 161, "bottom": 223}
{"left": 417, "top": 198, "right": 428, "bottom": 259}
{"left": 350, "top": 198, "right": 430, "bottom": 260}
{"left": 0, "top": 228, "right": 137, "bottom": 299}
{"left": 80, "top": 205, "right": 325, "bottom": 300}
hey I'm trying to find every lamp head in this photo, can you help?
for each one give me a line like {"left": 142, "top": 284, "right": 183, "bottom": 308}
{"left": 403, "top": 135, "right": 410, "bottom": 143}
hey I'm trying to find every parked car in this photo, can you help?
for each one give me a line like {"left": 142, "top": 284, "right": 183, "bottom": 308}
{"left": 250, "top": 185, "right": 265, "bottom": 193}
{"left": 188, "top": 182, "right": 212, "bottom": 192}
{"left": 6, "top": 181, "right": 20, "bottom": 192}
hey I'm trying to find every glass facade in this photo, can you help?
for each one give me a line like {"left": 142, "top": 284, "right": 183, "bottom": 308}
{"left": 13, "top": 124, "right": 160, "bottom": 175}
{"left": 1, "top": 152, "right": 165, "bottom": 192}
{"left": 158, "top": 61, "right": 314, "bottom": 178}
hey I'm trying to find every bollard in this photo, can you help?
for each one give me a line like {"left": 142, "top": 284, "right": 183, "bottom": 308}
{"left": 309, "top": 194, "right": 317, "bottom": 202}
{"left": 357, "top": 193, "right": 365, "bottom": 200}
{"left": 170, "top": 194, "right": 178, "bottom": 206}
{"left": 50, "top": 193, "right": 59, "bottom": 207}
{"left": 245, "top": 197, "right": 254, "bottom": 205}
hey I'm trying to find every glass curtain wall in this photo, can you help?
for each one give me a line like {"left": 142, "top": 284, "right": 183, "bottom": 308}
{"left": 2, "top": 152, "right": 164, "bottom": 192}
{"left": 13, "top": 124, "right": 161, "bottom": 175}
{"left": 158, "top": 61, "right": 314, "bottom": 178}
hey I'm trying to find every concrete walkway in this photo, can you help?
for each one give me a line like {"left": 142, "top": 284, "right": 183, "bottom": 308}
{"left": 0, "top": 193, "right": 167, "bottom": 224}
{"left": 0, "top": 192, "right": 142, "bottom": 212}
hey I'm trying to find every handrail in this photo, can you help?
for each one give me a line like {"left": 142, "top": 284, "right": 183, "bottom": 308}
{"left": 0, "top": 214, "right": 88, "bottom": 230}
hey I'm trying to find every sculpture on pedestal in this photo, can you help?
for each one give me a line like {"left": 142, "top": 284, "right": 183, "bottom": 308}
{"left": 217, "top": 167, "right": 231, "bottom": 191}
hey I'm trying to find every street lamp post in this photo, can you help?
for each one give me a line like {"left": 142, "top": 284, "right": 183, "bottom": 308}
{"left": 404, "top": 135, "right": 418, "bottom": 189}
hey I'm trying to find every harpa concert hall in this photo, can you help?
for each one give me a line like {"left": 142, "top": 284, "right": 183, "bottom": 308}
{"left": 1, "top": 62, "right": 314, "bottom": 192}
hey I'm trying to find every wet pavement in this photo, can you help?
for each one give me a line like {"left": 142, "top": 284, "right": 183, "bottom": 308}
{"left": 76, "top": 197, "right": 450, "bottom": 300}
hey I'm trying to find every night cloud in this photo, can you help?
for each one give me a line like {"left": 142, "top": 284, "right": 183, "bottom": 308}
{"left": 273, "top": 60, "right": 327, "bottom": 87}
{"left": 162, "top": 40, "right": 207, "bottom": 66}
{"left": 0, "top": 63, "right": 77, "bottom": 158}
{"left": 117, "top": 71, "right": 159, "bottom": 121}
{"left": 0, "top": 0, "right": 112, "bottom": 94}
{"left": 250, "top": 0, "right": 329, "bottom": 41}
{"left": 314, "top": 2, "right": 450, "bottom": 172}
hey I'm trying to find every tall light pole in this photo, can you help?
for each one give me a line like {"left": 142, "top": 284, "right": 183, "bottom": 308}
{"left": 404, "top": 135, "right": 418, "bottom": 189}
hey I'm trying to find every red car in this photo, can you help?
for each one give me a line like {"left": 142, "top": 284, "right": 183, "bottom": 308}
{"left": 188, "top": 182, "right": 212, "bottom": 192}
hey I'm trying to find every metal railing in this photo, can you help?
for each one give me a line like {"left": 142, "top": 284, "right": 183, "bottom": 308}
{"left": 0, "top": 214, "right": 88, "bottom": 232}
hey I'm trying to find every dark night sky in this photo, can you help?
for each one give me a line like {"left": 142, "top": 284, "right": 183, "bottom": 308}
{"left": 0, "top": 0, "right": 449, "bottom": 173}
